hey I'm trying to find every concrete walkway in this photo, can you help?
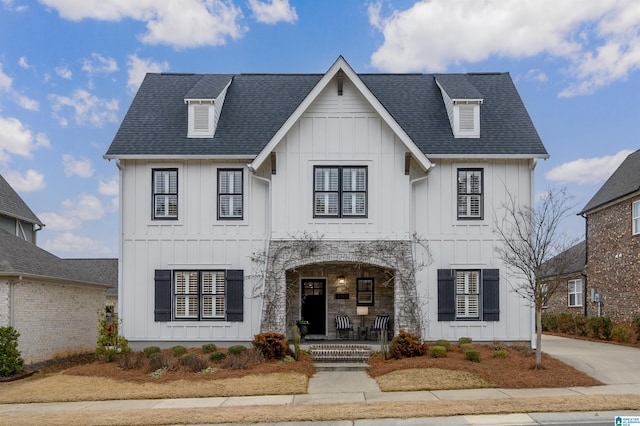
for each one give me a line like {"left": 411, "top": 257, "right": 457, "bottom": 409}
{"left": 2, "top": 336, "right": 640, "bottom": 425}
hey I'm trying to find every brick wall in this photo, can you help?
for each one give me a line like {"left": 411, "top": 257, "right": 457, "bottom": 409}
{"left": 12, "top": 279, "right": 107, "bottom": 364}
{"left": 0, "top": 280, "right": 9, "bottom": 327}
{"left": 586, "top": 197, "right": 640, "bottom": 323}
{"left": 543, "top": 272, "right": 587, "bottom": 316}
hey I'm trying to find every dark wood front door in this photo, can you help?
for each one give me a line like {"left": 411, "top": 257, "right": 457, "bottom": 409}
{"left": 301, "top": 279, "right": 326, "bottom": 335}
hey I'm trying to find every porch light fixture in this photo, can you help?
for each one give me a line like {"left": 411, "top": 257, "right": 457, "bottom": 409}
{"left": 337, "top": 276, "right": 345, "bottom": 285}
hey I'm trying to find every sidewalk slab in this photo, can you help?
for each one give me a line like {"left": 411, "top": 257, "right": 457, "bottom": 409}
{"left": 294, "top": 392, "right": 366, "bottom": 405}
{"left": 363, "top": 390, "right": 438, "bottom": 402}
{"left": 356, "top": 417, "right": 470, "bottom": 425}
{"left": 0, "top": 401, "right": 96, "bottom": 413}
{"left": 570, "top": 384, "right": 640, "bottom": 395}
{"left": 308, "top": 371, "right": 380, "bottom": 394}
{"left": 154, "top": 396, "right": 228, "bottom": 408}
{"left": 221, "top": 395, "right": 294, "bottom": 407}
{"left": 431, "top": 388, "right": 508, "bottom": 400}
{"left": 81, "top": 399, "right": 161, "bottom": 410}
{"left": 463, "top": 413, "right": 536, "bottom": 424}
{"left": 499, "top": 387, "right": 581, "bottom": 398}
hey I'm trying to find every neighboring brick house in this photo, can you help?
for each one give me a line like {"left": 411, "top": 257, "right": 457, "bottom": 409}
{"left": 105, "top": 56, "right": 549, "bottom": 348}
{"left": 542, "top": 240, "right": 587, "bottom": 316}
{"left": 0, "top": 174, "right": 117, "bottom": 364}
{"left": 579, "top": 150, "right": 640, "bottom": 323}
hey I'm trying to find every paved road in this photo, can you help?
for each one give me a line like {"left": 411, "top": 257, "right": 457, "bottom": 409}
{"left": 542, "top": 334, "right": 640, "bottom": 384}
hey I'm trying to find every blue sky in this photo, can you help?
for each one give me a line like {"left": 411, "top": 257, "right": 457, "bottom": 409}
{"left": 1, "top": 0, "right": 638, "bottom": 258}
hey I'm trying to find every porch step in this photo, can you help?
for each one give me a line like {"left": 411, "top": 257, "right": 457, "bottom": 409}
{"left": 310, "top": 344, "right": 371, "bottom": 364}
{"left": 314, "top": 362, "right": 370, "bottom": 372}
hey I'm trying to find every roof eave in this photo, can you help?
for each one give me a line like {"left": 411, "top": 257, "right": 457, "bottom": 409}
{"left": 426, "top": 153, "right": 550, "bottom": 160}
{"left": 104, "top": 154, "right": 256, "bottom": 161}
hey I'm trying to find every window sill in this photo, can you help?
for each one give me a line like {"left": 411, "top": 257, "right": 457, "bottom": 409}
{"left": 167, "top": 321, "right": 231, "bottom": 326}
{"left": 448, "top": 321, "right": 487, "bottom": 327}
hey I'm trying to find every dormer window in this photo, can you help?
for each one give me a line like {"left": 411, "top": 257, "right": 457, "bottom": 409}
{"left": 186, "top": 99, "right": 215, "bottom": 138}
{"left": 453, "top": 101, "right": 481, "bottom": 138}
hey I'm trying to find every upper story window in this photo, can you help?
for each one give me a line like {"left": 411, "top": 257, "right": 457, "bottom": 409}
{"left": 174, "top": 271, "right": 225, "bottom": 320}
{"left": 633, "top": 200, "right": 640, "bottom": 235}
{"left": 568, "top": 279, "right": 583, "bottom": 307}
{"left": 457, "top": 168, "right": 483, "bottom": 220}
{"left": 314, "top": 166, "right": 367, "bottom": 218}
{"left": 152, "top": 168, "right": 178, "bottom": 220}
{"left": 218, "top": 169, "right": 243, "bottom": 220}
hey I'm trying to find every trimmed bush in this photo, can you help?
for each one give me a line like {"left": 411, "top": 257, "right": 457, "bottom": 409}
{"left": 202, "top": 343, "right": 217, "bottom": 354}
{"left": 634, "top": 317, "right": 640, "bottom": 339}
{"left": 458, "top": 337, "right": 472, "bottom": 345}
{"left": 0, "top": 326, "right": 24, "bottom": 377}
{"left": 171, "top": 345, "right": 188, "bottom": 357}
{"left": 252, "top": 332, "right": 293, "bottom": 360}
{"left": 143, "top": 346, "right": 161, "bottom": 357}
{"left": 429, "top": 345, "right": 447, "bottom": 358}
{"left": 465, "top": 349, "right": 481, "bottom": 362}
{"left": 493, "top": 349, "right": 508, "bottom": 359}
{"left": 611, "top": 324, "right": 632, "bottom": 343}
{"left": 588, "top": 316, "right": 613, "bottom": 340}
{"left": 228, "top": 345, "right": 247, "bottom": 356}
{"left": 181, "top": 353, "right": 210, "bottom": 372}
{"left": 209, "top": 351, "right": 226, "bottom": 362}
{"left": 459, "top": 343, "right": 474, "bottom": 353}
{"left": 434, "top": 339, "right": 451, "bottom": 351}
{"left": 118, "top": 351, "right": 146, "bottom": 370}
{"left": 541, "top": 313, "right": 559, "bottom": 332}
{"left": 148, "top": 352, "right": 178, "bottom": 372}
{"left": 223, "top": 349, "right": 263, "bottom": 370}
{"left": 389, "top": 329, "right": 426, "bottom": 359}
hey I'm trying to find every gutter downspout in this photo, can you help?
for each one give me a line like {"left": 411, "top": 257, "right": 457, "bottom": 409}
{"left": 116, "top": 160, "right": 124, "bottom": 322}
{"left": 250, "top": 169, "right": 272, "bottom": 333}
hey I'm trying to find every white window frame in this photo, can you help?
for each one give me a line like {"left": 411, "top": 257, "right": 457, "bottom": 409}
{"left": 218, "top": 169, "right": 243, "bottom": 220}
{"left": 633, "top": 200, "right": 640, "bottom": 235}
{"left": 313, "top": 166, "right": 367, "bottom": 218}
{"left": 174, "top": 271, "right": 225, "bottom": 320}
{"left": 568, "top": 279, "right": 583, "bottom": 307}
{"left": 187, "top": 101, "right": 215, "bottom": 138}
{"left": 457, "top": 168, "right": 483, "bottom": 220}
{"left": 152, "top": 168, "right": 178, "bottom": 220}
{"left": 456, "top": 270, "right": 480, "bottom": 319}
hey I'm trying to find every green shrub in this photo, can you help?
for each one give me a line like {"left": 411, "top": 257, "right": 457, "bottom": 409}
{"left": 95, "top": 313, "right": 130, "bottom": 362}
{"left": 148, "top": 352, "right": 178, "bottom": 372}
{"left": 429, "top": 345, "right": 447, "bottom": 358}
{"left": 202, "top": 343, "right": 217, "bottom": 354}
{"left": 493, "top": 349, "right": 508, "bottom": 359}
{"left": 143, "top": 346, "right": 161, "bottom": 357}
{"left": 588, "top": 316, "right": 613, "bottom": 340}
{"left": 171, "top": 345, "right": 188, "bottom": 356}
{"left": 434, "top": 339, "right": 451, "bottom": 351}
{"left": 633, "top": 317, "right": 640, "bottom": 340}
{"left": 0, "top": 326, "right": 24, "bottom": 377}
{"left": 459, "top": 343, "right": 474, "bottom": 353}
{"left": 458, "top": 337, "right": 472, "bottom": 345}
{"left": 228, "top": 345, "right": 247, "bottom": 356}
{"left": 223, "top": 349, "right": 262, "bottom": 370}
{"left": 209, "top": 351, "right": 226, "bottom": 362}
{"left": 181, "top": 353, "right": 210, "bottom": 372}
{"left": 611, "top": 324, "right": 632, "bottom": 343}
{"left": 465, "top": 349, "right": 481, "bottom": 362}
{"left": 252, "top": 332, "right": 293, "bottom": 360}
{"left": 541, "top": 313, "right": 559, "bottom": 332}
{"left": 389, "top": 329, "right": 426, "bottom": 359}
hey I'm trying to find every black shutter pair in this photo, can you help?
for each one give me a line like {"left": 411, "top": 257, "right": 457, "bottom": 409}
{"left": 437, "top": 269, "right": 499, "bottom": 321}
{"left": 154, "top": 269, "right": 244, "bottom": 322}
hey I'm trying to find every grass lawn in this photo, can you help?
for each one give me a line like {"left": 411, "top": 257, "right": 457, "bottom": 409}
{"left": 2, "top": 342, "right": 639, "bottom": 426}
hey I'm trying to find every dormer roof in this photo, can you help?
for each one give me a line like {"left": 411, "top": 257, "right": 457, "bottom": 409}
{"left": 435, "top": 74, "right": 484, "bottom": 101}
{"left": 184, "top": 74, "right": 233, "bottom": 101}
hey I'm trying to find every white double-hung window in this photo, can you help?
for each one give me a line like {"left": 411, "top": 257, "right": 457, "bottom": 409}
{"left": 314, "top": 166, "right": 367, "bottom": 218}
{"left": 218, "top": 169, "right": 243, "bottom": 220}
{"left": 568, "top": 279, "right": 583, "bottom": 307}
{"left": 152, "top": 169, "right": 178, "bottom": 220}
{"left": 457, "top": 169, "right": 483, "bottom": 219}
{"left": 456, "top": 270, "right": 480, "bottom": 319}
{"left": 633, "top": 200, "right": 640, "bottom": 235}
{"left": 174, "top": 271, "right": 225, "bottom": 320}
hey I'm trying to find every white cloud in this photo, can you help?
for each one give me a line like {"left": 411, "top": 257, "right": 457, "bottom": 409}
{"left": 81, "top": 52, "right": 118, "bottom": 75}
{"left": 62, "top": 194, "right": 106, "bottom": 221}
{"left": 126, "top": 54, "right": 169, "bottom": 94}
{"left": 62, "top": 154, "right": 94, "bottom": 178}
{"left": 98, "top": 175, "right": 119, "bottom": 196}
{"left": 249, "top": 0, "right": 297, "bottom": 24}
{"left": 0, "top": 116, "right": 50, "bottom": 163}
{"left": 3, "top": 169, "right": 46, "bottom": 192}
{"left": 2, "top": 0, "right": 27, "bottom": 12}
{"left": 41, "top": 0, "right": 246, "bottom": 48}
{"left": 0, "top": 63, "right": 14, "bottom": 91}
{"left": 38, "top": 212, "right": 81, "bottom": 231}
{"left": 18, "top": 56, "right": 30, "bottom": 69}
{"left": 55, "top": 65, "right": 72, "bottom": 79}
{"left": 41, "top": 232, "right": 114, "bottom": 257}
{"left": 49, "top": 89, "right": 119, "bottom": 127}
{"left": 369, "top": 0, "right": 640, "bottom": 97}
{"left": 0, "top": 62, "right": 39, "bottom": 110}
{"left": 545, "top": 149, "right": 635, "bottom": 184}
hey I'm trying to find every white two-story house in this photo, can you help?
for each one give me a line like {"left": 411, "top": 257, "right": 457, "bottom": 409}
{"left": 105, "top": 56, "right": 548, "bottom": 348}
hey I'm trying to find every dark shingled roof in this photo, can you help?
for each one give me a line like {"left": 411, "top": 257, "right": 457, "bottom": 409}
{"left": 435, "top": 74, "right": 484, "bottom": 99}
{"left": 64, "top": 258, "right": 118, "bottom": 296}
{"left": 106, "top": 71, "right": 547, "bottom": 158}
{"left": 0, "top": 173, "right": 43, "bottom": 225}
{"left": 0, "top": 229, "right": 112, "bottom": 287}
{"left": 184, "top": 74, "right": 233, "bottom": 99}
{"left": 580, "top": 150, "right": 640, "bottom": 214}
{"left": 540, "top": 240, "right": 586, "bottom": 278}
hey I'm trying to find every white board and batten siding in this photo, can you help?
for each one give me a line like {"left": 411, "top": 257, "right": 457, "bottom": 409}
{"left": 118, "top": 159, "right": 268, "bottom": 343}
{"left": 270, "top": 76, "right": 411, "bottom": 240}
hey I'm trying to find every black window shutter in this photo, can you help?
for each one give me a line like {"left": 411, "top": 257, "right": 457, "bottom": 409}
{"left": 482, "top": 269, "right": 500, "bottom": 321}
{"left": 437, "top": 269, "right": 456, "bottom": 321}
{"left": 154, "top": 269, "right": 172, "bottom": 322}
{"left": 226, "top": 269, "right": 244, "bottom": 322}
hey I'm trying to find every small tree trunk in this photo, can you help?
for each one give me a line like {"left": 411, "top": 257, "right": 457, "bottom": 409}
{"left": 535, "top": 306, "right": 543, "bottom": 369}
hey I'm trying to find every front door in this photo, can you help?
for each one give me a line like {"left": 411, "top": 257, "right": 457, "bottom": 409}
{"left": 301, "top": 279, "right": 326, "bottom": 335}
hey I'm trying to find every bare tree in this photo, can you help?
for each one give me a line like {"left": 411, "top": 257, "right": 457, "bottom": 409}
{"left": 494, "top": 188, "right": 579, "bottom": 368}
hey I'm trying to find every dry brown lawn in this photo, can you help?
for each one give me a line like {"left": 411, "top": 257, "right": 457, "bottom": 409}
{"left": 0, "top": 342, "right": 622, "bottom": 425}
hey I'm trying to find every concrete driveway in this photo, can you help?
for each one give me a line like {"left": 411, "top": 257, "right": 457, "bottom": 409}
{"left": 542, "top": 334, "right": 640, "bottom": 384}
